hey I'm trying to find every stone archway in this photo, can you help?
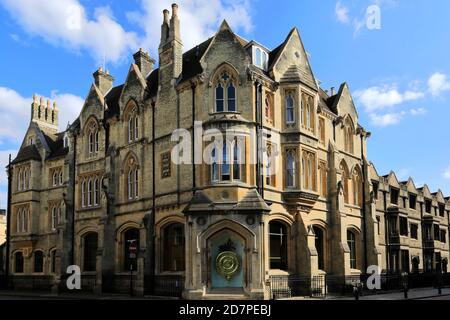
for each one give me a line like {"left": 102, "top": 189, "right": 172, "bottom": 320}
{"left": 200, "top": 220, "right": 256, "bottom": 294}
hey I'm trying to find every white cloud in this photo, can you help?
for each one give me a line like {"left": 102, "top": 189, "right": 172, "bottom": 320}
{"left": 410, "top": 108, "right": 426, "bottom": 116}
{"left": 369, "top": 111, "right": 405, "bottom": 127}
{"left": 0, "top": 87, "right": 84, "bottom": 143}
{"left": 1, "top": 0, "right": 254, "bottom": 64}
{"left": 354, "top": 86, "right": 425, "bottom": 112}
{"left": 127, "top": 0, "right": 253, "bottom": 57}
{"left": 428, "top": 72, "right": 450, "bottom": 97}
{"left": 1, "top": 0, "right": 139, "bottom": 64}
{"left": 444, "top": 167, "right": 450, "bottom": 179}
{"left": 335, "top": 1, "right": 350, "bottom": 24}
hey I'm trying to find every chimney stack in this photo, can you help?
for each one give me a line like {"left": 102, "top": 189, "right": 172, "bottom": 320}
{"left": 161, "top": 9, "right": 170, "bottom": 45}
{"left": 331, "top": 87, "right": 335, "bottom": 96}
{"left": 133, "top": 48, "right": 155, "bottom": 78}
{"left": 169, "top": 3, "right": 181, "bottom": 42}
{"left": 93, "top": 67, "right": 114, "bottom": 95}
{"left": 30, "top": 96, "right": 59, "bottom": 133}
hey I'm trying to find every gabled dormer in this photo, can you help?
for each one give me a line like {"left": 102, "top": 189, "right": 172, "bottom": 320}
{"left": 246, "top": 41, "right": 269, "bottom": 71}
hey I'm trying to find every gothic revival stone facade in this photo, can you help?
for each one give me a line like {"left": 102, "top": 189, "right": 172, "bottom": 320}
{"left": 5, "top": 4, "right": 450, "bottom": 299}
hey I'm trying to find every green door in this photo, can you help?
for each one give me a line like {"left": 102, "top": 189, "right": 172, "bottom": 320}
{"left": 210, "top": 231, "right": 244, "bottom": 289}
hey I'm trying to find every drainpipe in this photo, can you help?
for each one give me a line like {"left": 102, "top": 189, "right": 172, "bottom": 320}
{"left": 383, "top": 191, "right": 389, "bottom": 274}
{"left": 360, "top": 134, "right": 368, "bottom": 272}
{"left": 5, "top": 154, "right": 12, "bottom": 287}
{"left": 71, "top": 134, "right": 77, "bottom": 266}
{"left": 254, "top": 81, "right": 263, "bottom": 198}
{"left": 150, "top": 101, "right": 156, "bottom": 293}
{"left": 191, "top": 84, "right": 196, "bottom": 192}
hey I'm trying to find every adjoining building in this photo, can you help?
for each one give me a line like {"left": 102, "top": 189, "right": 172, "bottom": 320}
{"left": 5, "top": 4, "right": 449, "bottom": 299}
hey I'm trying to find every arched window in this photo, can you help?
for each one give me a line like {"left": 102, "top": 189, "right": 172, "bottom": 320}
{"left": 51, "top": 250, "right": 57, "bottom": 273}
{"left": 15, "top": 252, "right": 24, "bottom": 273}
{"left": 125, "top": 156, "right": 139, "bottom": 200}
{"left": 211, "top": 146, "right": 219, "bottom": 182}
{"left": 162, "top": 223, "right": 185, "bottom": 272}
{"left": 319, "top": 117, "right": 325, "bottom": 144}
{"left": 347, "top": 230, "right": 357, "bottom": 269}
{"left": 255, "top": 47, "right": 262, "bottom": 67}
{"left": 87, "top": 179, "right": 93, "bottom": 206}
{"left": 265, "top": 144, "right": 275, "bottom": 186}
{"left": 313, "top": 226, "right": 325, "bottom": 271}
{"left": 285, "top": 93, "right": 295, "bottom": 124}
{"left": 233, "top": 139, "right": 241, "bottom": 180}
{"left": 286, "top": 150, "right": 296, "bottom": 188}
{"left": 353, "top": 167, "right": 363, "bottom": 207}
{"left": 16, "top": 207, "right": 29, "bottom": 234}
{"left": 344, "top": 119, "right": 354, "bottom": 154}
{"left": 318, "top": 162, "right": 327, "bottom": 197}
{"left": 59, "top": 170, "right": 63, "bottom": 185}
{"left": 81, "top": 180, "right": 86, "bottom": 208}
{"left": 34, "top": 251, "right": 44, "bottom": 273}
{"left": 94, "top": 178, "right": 100, "bottom": 205}
{"left": 53, "top": 171, "right": 58, "bottom": 186}
{"left": 302, "top": 151, "right": 316, "bottom": 191}
{"left": 340, "top": 161, "right": 350, "bottom": 204}
{"left": 265, "top": 94, "right": 272, "bottom": 122}
{"left": 269, "top": 221, "right": 288, "bottom": 270}
{"left": 18, "top": 170, "right": 23, "bottom": 191}
{"left": 126, "top": 104, "right": 139, "bottom": 143}
{"left": 51, "top": 206, "right": 58, "bottom": 230}
{"left": 123, "top": 228, "right": 140, "bottom": 271}
{"left": 87, "top": 120, "right": 99, "bottom": 155}
{"left": 215, "top": 84, "right": 224, "bottom": 112}
{"left": 227, "top": 83, "right": 236, "bottom": 112}
{"left": 221, "top": 142, "right": 230, "bottom": 181}
{"left": 215, "top": 72, "right": 237, "bottom": 112}
{"left": 83, "top": 233, "right": 98, "bottom": 272}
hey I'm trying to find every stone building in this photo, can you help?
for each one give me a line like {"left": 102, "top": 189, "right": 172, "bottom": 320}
{"left": 0, "top": 210, "right": 5, "bottom": 246}
{"left": 5, "top": 3, "right": 450, "bottom": 299}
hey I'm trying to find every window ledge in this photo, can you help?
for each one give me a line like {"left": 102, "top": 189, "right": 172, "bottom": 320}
{"left": 268, "top": 269, "right": 291, "bottom": 276}
{"left": 78, "top": 206, "right": 102, "bottom": 212}
{"left": 209, "top": 111, "right": 241, "bottom": 116}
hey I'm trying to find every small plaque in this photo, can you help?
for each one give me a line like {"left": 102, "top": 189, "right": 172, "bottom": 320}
{"left": 161, "top": 152, "right": 171, "bottom": 179}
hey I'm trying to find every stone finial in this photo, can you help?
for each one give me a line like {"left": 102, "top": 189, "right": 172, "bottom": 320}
{"left": 331, "top": 87, "right": 335, "bottom": 95}
{"left": 47, "top": 99, "right": 51, "bottom": 109}
{"left": 172, "top": 3, "right": 178, "bottom": 17}
{"left": 53, "top": 101, "right": 58, "bottom": 111}
{"left": 40, "top": 96, "right": 44, "bottom": 106}
{"left": 163, "top": 9, "right": 170, "bottom": 24}
{"left": 33, "top": 94, "right": 38, "bottom": 103}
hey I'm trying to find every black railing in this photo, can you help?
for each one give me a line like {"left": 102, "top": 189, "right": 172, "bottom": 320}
{"left": 269, "top": 273, "right": 450, "bottom": 299}
{"left": 152, "top": 275, "right": 184, "bottom": 298}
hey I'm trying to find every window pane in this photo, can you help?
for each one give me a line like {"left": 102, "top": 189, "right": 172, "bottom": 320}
{"left": 269, "top": 222, "right": 288, "bottom": 270}
{"left": 227, "top": 84, "right": 236, "bottom": 111}
{"left": 163, "top": 224, "right": 185, "bottom": 272}
{"left": 34, "top": 251, "right": 44, "bottom": 273}
{"left": 15, "top": 252, "right": 24, "bottom": 273}
{"left": 83, "top": 233, "right": 98, "bottom": 272}
{"left": 314, "top": 227, "right": 324, "bottom": 270}
{"left": 222, "top": 143, "right": 230, "bottom": 180}
{"left": 215, "top": 85, "right": 224, "bottom": 112}
{"left": 255, "top": 48, "right": 262, "bottom": 67}
{"left": 233, "top": 142, "right": 241, "bottom": 180}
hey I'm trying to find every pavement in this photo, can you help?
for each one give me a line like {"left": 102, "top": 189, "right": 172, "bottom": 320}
{"left": 309, "top": 287, "right": 450, "bottom": 300}
{"left": 0, "top": 289, "right": 178, "bottom": 300}
{"left": 1, "top": 287, "right": 449, "bottom": 300}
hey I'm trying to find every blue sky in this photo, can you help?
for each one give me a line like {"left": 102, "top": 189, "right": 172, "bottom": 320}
{"left": 0, "top": 0, "right": 449, "bottom": 208}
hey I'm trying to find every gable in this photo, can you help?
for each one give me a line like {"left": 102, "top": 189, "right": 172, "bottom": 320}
{"left": 80, "top": 84, "right": 105, "bottom": 131}
{"left": 387, "top": 171, "right": 400, "bottom": 188}
{"left": 334, "top": 83, "right": 358, "bottom": 122}
{"left": 406, "top": 178, "right": 418, "bottom": 194}
{"left": 271, "top": 28, "right": 317, "bottom": 91}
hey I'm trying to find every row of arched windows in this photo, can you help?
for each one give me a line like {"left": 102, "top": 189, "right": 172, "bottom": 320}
{"left": 215, "top": 72, "right": 236, "bottom": 112}
{"left": 79, "top": 223, "right": 185, "bottom": 273}
{"left": 49, "top": 202, "right": 62, "bottom": 231}
{"left": 51, "top": 167, "right": 63, "bottom": 187}
{"left": 340, "top": 161, "right": 363, "bottom": 207}
{"left": 14, "top": 249, "right": 57, "bottom": 274}
{"left": 285, "top": 92, "right": 315, "bottom": 131}
{"left": 268, "top": 220, "right": 360, "bottom": 272}
{"left": 81, "top": 176, "right": 101, "bottom": 208}
{"left": 210, "top": 139, "right": 243, "bottom": 182}
{"left": 15, "top": 205, "right": 30, "bottom": 234}
{"left": 17, "top": 165, "right": 31, "bottom": 192}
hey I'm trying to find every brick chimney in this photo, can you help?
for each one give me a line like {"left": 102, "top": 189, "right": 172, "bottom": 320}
{"left": 133, "top": 48, "right": 155, "bottom": 78}
{"left": 159, "top": 3, "right": 183, "bottom": 83}
{"left": 93, "top": 67, "right": 114, "bottom": 95}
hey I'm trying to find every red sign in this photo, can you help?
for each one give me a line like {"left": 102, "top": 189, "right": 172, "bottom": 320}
{"left": 129, "top": 242, "right": 137, "bottom": 259}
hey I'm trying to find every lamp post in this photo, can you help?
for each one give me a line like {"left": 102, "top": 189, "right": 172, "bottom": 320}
{"left": 127, "top": 239, "right": 137, "bottom": 297}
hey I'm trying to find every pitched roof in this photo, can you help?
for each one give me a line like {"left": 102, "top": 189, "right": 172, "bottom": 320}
{"left": 105, "top": 84, "right": 124, "bottom": 119}
{"left": 11, "top": 145, "right": 41, "bottom": 165}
